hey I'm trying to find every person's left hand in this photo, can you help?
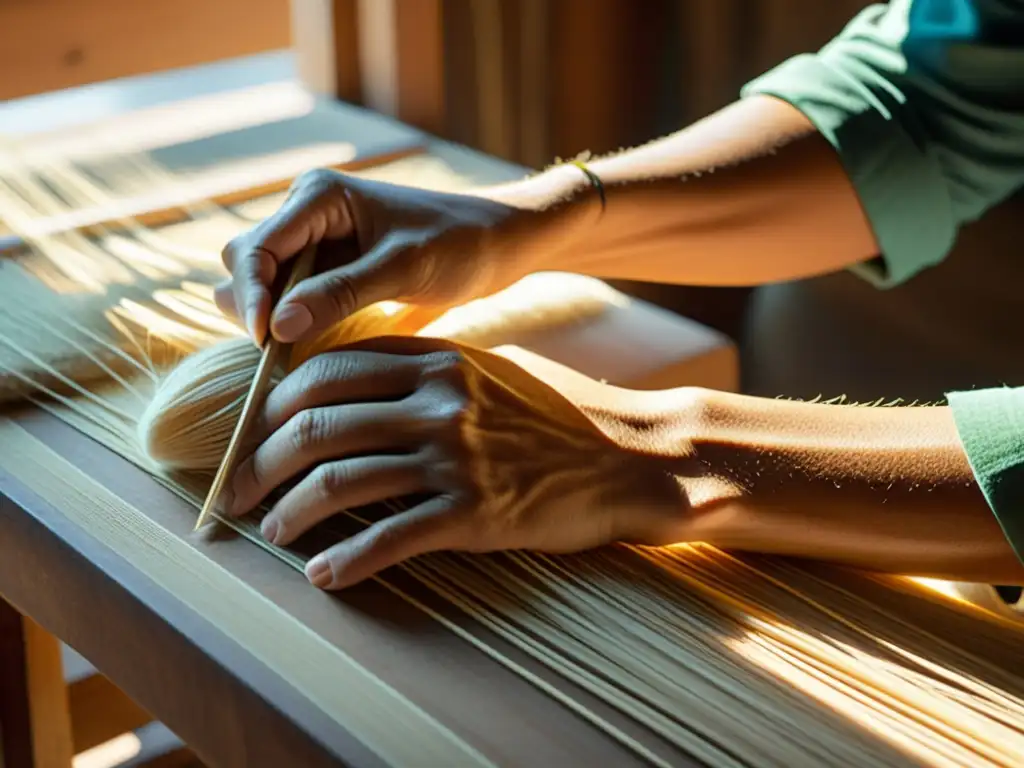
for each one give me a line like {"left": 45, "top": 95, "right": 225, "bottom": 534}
{"left": 227, "top": 336, "right": 686, "bottom": 589}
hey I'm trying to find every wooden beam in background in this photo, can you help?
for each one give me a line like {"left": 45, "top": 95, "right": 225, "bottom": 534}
{"left": 679, "top": 0, "right": 747, "bottom": 121}
{"left": 752, "top": 0, "right": 873, "bottom": 75}
{"left": 434, "top": 0, "right": 528, "bottom": 164}
{"left": 0, "top": 0, "right": 290, "bottom": 101}
{"left": 291, "top": 0, "right": 677, "bottom": 166}
{"left": 393, "top": 0, "right": 445, "bottom": 134}
{"left": 548, "top": 0, "right": 667, "bottom": 158}
{"left": 290, "top": 0, "right": 362, "bottom": 103}
{"left": 293, "top": 0, "right": 445, "bottom": 135}
{"left": 516, "top": 0, "right": 552, "bottom": 168}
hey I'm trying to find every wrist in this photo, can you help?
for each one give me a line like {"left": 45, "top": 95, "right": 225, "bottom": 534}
{"left": 475, "top": 164, "right": 603, "bottom": 275}
{"left": 577, "top": 386, "right": 746, "bottom": 547}
{"left": 475, "top": 162, "right": 590, "bottom": 209}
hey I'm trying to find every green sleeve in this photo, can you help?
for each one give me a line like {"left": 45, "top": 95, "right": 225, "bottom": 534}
{"left": 741, "top": 0, "right": 1024, "bottom": 287}
{"left": 948, "top": 387, "right": 1024, "bottom": 565}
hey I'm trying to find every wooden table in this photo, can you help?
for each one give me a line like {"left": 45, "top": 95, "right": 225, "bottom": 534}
{"left": 0, "top": 53, "right": 736, "bottom": 768}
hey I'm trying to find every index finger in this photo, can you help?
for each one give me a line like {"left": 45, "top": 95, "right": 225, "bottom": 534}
{"left": 222, "top": 176, "right": 355, "bottom": 342}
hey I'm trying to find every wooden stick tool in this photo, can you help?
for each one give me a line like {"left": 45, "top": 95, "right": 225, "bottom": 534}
{"left": 194, "top": 243, "right": 319, "bottom": 530}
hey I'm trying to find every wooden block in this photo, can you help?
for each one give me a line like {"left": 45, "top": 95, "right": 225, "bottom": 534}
{"left": 516, "top": 295, "right": 738, "bottom": 392}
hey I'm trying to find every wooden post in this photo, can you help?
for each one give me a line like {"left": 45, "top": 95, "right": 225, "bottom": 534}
{"left": 291, "top": 0, "right": 445, "bottom": 134}
{"left": 392, "top": 0, "right": 446, "bottom": 133}
{"left": 0, "top": 600, "right": 73, "bottom": 768}
{"left": 678, "top": 0, "right": 747, "bottom": 122}
{"left": 290, "top": 0, "right": 362, "bottom": 104}
{"left": 290, "top": 0, "right": 675, "bottom": 166}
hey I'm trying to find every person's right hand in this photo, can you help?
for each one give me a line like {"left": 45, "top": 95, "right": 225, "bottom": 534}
{"left": 215, "top": 168, "right": 548, "bottom": 346}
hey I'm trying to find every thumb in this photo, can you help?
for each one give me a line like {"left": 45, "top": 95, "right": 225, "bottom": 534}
{"left": 223, "top": 170, "right": 354, "bottom": 343}
{"left": 270, "top": 231, "right": 416, "bottom": 343}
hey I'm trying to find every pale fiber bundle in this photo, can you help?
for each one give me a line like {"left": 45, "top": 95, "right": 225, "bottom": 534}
{"left": 134, "top": 297, "right": 438, "bottom": 471}
{"left": 136, "top": 337, "right": 264, "bottom": 470}
{"left": 136, "top": 273, "right": 619, "bottom": 471}
{"left": 135, "top": 302, "right": 415, "bottom": 472}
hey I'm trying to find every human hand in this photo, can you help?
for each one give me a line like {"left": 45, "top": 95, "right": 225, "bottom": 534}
{"left": 214, "top": 169, "right": 546, "bottom": 346}
{"left": 226, "top": 336, "right": 687, "bottom": 589}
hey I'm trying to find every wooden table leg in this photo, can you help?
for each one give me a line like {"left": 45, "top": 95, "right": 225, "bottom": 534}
{"left": 0, "top": 598, "right": 73, "bottom": 768}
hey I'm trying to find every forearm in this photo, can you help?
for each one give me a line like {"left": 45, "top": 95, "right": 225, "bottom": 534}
{"left": 483, "top": 96, "right": 880, "bottom": 287}
{"left": 630, "top": 389, "right": 1024, "bottom": 584}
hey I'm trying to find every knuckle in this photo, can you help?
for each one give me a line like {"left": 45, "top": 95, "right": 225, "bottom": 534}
{"left": 406, "top": 386, "right": 470, "bottom": 441}
{"left": 417, "top": 449, "right": 461, "bottom": 489}
{"left": 314, "top": 351, "right": 354, "bottom": 383}
{"left": 213, "top": 281, "right": 234, "bottom": 311}
{"left": 320, "top": 272, "right": 359, "bottom": 317}
{"left": 311, "top": 463, "right": 345, "bottom": 500}
{"left": 419, "top": 350, "right": 468, "bottom": 388}
{"left": 294, "top": 352, "right": 353, "bottom": 396}
{"left": 290, "top": 409, "right": 328, "bottom": 452}
{"left": 239, "top": 456, "right": 263, "bottom": 495}
{"left": 294, "top": 167, "right": 343, "bottom": 194}
{"left": 222, "top": 226, "right": 264, "bottom": 271}
{"left": 293, "top": 353, "right": 335, "bottom": 389}
{"left": 362, "top": 519, "right": 407, "bottom": 555}
{"left": 220, "top": 238, "right": 239, "bottom": 270}
{"left": 413, "top": 444, "right": 446, "bottom": 482}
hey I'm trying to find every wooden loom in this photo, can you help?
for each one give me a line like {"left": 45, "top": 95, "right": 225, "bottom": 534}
{"left": 1, "top": 64, "right": 1023, "bottom": 768}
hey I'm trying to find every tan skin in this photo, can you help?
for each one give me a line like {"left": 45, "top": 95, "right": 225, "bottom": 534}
{"left": 215, "top": 95, "right": 1024, "bottom": 590}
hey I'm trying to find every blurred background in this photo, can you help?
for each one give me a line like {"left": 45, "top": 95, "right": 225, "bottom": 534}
{"left": 0, "top": 0, "right": 872, "bottom": 162}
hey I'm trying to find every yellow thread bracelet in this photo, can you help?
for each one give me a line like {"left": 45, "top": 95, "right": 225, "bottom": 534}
{"left": 570, "top": 160, "right": 606, "bottom": 213}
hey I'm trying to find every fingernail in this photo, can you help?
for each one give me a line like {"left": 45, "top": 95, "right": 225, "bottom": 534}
{"left": 272, "top": 303, "right": 312, "bottom": 342}
{"left": 306, "top": 556, "right": 332, "bottom": 589}
{"left": 261, "top": 517, "right": 280, "bottom": 544}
